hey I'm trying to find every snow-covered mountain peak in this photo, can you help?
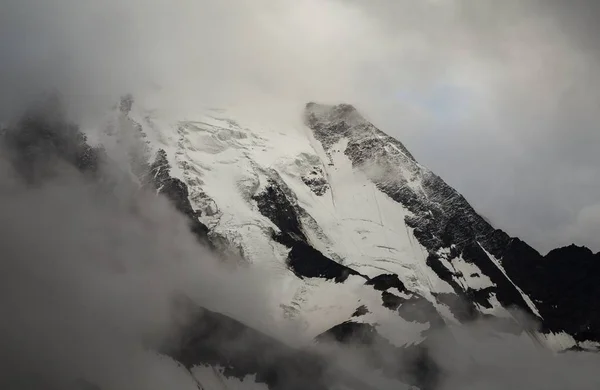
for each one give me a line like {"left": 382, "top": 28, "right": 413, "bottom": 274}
{"left": 102, "top": 96, "right": 537, "bottom": 325}
{"left": 304, "top": 102, "right": 417, "bottom": 163}
{"left": 7, "top": 93, "right": 600, "bottom": 390}
{"left": 305, "top": 102, "right": 363, "bottom": 127}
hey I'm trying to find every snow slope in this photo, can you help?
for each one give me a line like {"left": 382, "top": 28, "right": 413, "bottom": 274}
{"left": 95, "top": 96, "right": 599, "bottom": 389}
{"left": 107, "top": 97, "right": 540, "bottom": 331}
{"left": 123, "top": 101, "right": 458, "bottom": 326}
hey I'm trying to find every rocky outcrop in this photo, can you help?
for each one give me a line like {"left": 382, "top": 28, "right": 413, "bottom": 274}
{"left": 148, "top": 149, "right": 212, "bottom": 247}
{"left": 163, "top": 296, "right": 332, "bottom": 390}
{"left": 316, "top": 321, "right": 441, "bottom": 390}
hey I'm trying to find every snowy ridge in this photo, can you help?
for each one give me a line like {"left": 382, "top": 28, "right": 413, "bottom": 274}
{"left": 110, "top": 98, "right": 536, "bottom": 331}
{"left": 96, "top": 96, "right": 600, "bottom": 389}
{"left": 479, "top": 244, "right": 542, "bottom": 319}
{"left": 103, "top": 99, "right": 438, "bottom": 344}
{"left": 304, "top": 103, "right": 535, "bottom": 319}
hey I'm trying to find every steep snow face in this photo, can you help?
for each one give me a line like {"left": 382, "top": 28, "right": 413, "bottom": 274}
{"left": 73, "top": 96, "right": 600, "bottom": 389}
{"left": 302, "top": 103, "right": 542, "bottom": 319}
{"left": 302, "top": 103, "right": 600, "bottom": 351}
{"left": 12, "top": 95, "right": 600, "bottom": 390}
{"left": 102, "top": 99, "right": 454, "bottom": 344}
{"left": 106, "top": 98, "right": 542, "bottom": 338}
{"left": 100, "top": 97, "right": 600, "bottom": 371}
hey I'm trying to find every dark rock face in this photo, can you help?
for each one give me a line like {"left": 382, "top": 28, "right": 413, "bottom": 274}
{"left": 147, "top": 149, "right": 212, "bottom": 247}
{"left": 113, "top": 97, "right": 214, "bottom": 248}
{"left": 301, "top": 166, "right": 329, "bottom": 196}
{"left": 166, "top": 296, "right": 391, "bottom": 390}
{"left": 316, "top": 321, "right": 441, "bottom": 390}
{"left": 366, "top": 273, "right": 406, "bottom": 292}
{"left": 364, "top": 274, "right": 445, "bottom": 326}
{"left": 164, "top": 296, "right": 332, "bottom": 390}
{"left": 305, "top": 102, "right": 535, "bottom": 318}
{"left": 1, "top": 94, "right": 104, "bottom": 181}
{"left": 253, "top": 177, "right": 308, "bottom": 243}
{"left": 316, "top": 321, "right": 380, "bottom": 345}
{"left": 251, "top": 172, "right": 446, "bottom": 331}
{"left": 305, "top": 102, "right": 600, "bottom": 343}
{"left": 352, "top": 305, "right": 370, "bottom": 318}
{"left": 251, "top": 173, "right": 365, "bottom": 282}
{"left": 502, "top": 243, "right": 600, "bottom": 341}
{"left": 425, "top": 251, "right": 495, "bottom": 322}
{"left": 286, "top": 240, "right": 365, "bottom": 282}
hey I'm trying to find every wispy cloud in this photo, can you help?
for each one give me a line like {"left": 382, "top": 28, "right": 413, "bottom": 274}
{"left": 6, "top": 1, "right": 591, "bottom": 251}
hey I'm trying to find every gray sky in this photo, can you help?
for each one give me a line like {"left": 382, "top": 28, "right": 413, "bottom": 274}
{"left": 1, "top": 0, "right": 598, "bottom": 253}
{"left": 1, "top": 3, "right": 600, "bottom": 388}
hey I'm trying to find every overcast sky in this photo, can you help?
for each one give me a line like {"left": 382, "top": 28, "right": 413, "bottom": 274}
{"left": 1, "top": 0, "right": 598, "bottom": 253}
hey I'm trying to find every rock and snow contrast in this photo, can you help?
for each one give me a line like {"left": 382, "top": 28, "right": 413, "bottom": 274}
{"left": 3, "top": 94, "right": 599, "bottom": 390}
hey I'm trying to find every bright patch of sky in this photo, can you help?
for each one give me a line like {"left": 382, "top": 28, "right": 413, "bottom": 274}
{"left": 395, "top": 84, "right": 470, "bottom": 123}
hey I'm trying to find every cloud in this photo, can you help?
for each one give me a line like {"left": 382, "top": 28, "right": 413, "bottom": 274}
{"left": 342, "top": 0, "right": 600, "bottom": 253}
{"left": 555, "top": 203, "right": 600, "bottom": 250}
{"left": 0, "top": 2, "right": 598, "bottom": 249}
{"left": 315, "top": 312, "right": 600, "bottom": 390}
{"left": 431, "top": 319, "right": 600, "bottom": 390}
{"left": 0, "top": 103, "right": 284, "bottom": 389}
{"left": 0, "top": 69, "right": 599, "bottom": 389}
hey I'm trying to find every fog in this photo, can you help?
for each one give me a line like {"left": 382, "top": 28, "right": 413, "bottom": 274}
{"left": 2, "top": 0, "right": 599, "bottom": 252}
{"left": 1, "top": 1, "right": 600, "bottom": 389}
{"left": 0, "top": 97, "right": 597, "bottom": 389}
{"left": 0, "top": 113, "right": 285, "bottom": 389}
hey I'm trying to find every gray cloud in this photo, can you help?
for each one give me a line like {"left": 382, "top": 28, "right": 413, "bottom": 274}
{"left": 0, "top": 4, "right": 598, "bottom": 253}
{"left": 432, "top": 320, "right": 600, "bottom": 390}
{"left": 1, "top": 3, "right": 600, "bottom": 383}
{"left": 344, "top": 0, "right": 600, "bottom": 253}
{"left": 0, "top": 110, "right": 283, "bottom": 389}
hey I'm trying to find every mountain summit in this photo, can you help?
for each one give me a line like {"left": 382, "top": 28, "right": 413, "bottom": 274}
{"left": 6, "top": 95, "right": 597, "bottom": 389}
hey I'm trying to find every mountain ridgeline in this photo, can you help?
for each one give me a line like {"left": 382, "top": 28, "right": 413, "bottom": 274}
{"left": 304, "top": 102, "right": 600, "bottom": 342}
{"left": 1, "top": 95, "right": 598, "bottom": 390}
